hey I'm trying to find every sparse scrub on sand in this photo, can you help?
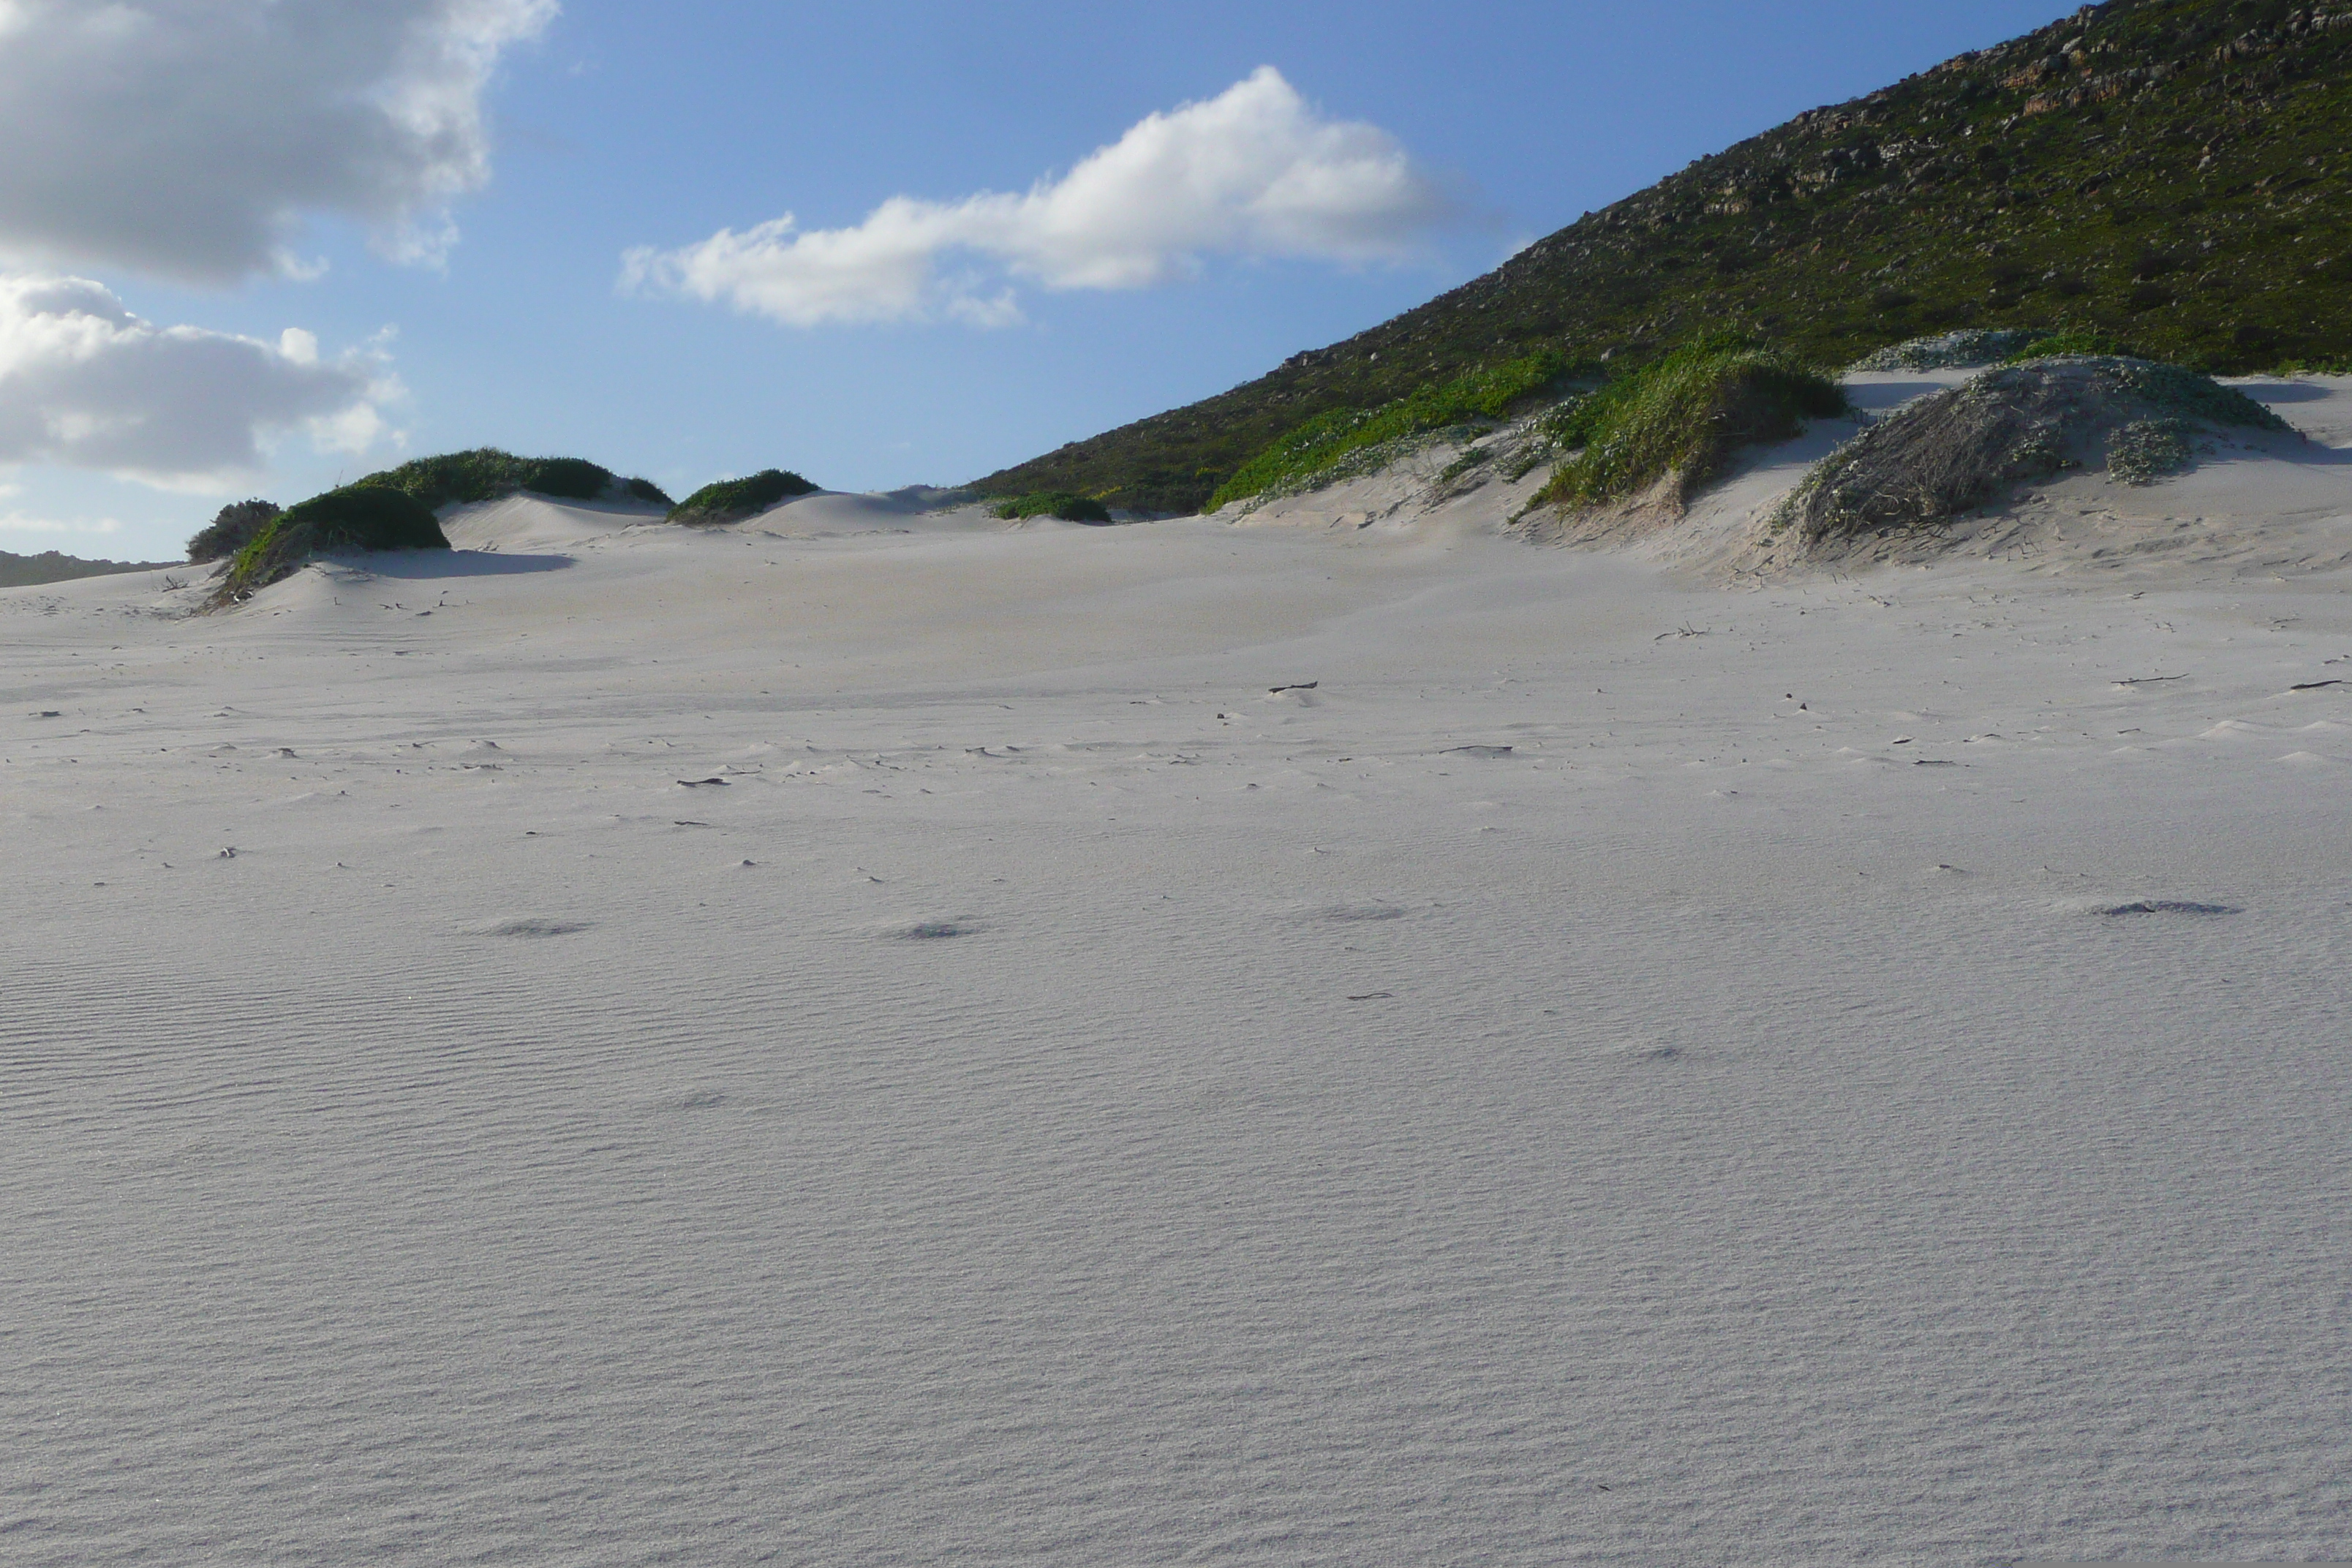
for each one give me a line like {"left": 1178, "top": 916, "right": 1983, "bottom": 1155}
{"left": 668, "top": 469, "right": 819, "bottom": 524}
{"left": 186, "top": 499, "right": 282, "bottom": 563}
{"left": 1852, "top": 329, "right": 2054, "bottom": 372}
{"left": 2001, "top": 327, "right": 2142, "bottom": 364}
{"left": 625, "top": 476, "right": 674, "bottom": 507}
{"left": 1850, "top": 326, "right": 2148, "bottom": 374}
{"left": 2106, "top": 417, "right": 2198, "bottom": 484}
{"left": 353, "top": 449, "right": 662, "bottom": 510}
{"left": 1207, "top": 350, "right": 1574, "bottom": 512}
{"left": 1773, "top": 355, "right": 2288, "bottom": 546}
{"left": 1533, "top": 337, "right": 1850, "bottom": 510}
{"left": 214, "top": 485, "right": 448, "bottom": 603}
{"left": 992, "top": 491, "right": 1113, "bottom": 523}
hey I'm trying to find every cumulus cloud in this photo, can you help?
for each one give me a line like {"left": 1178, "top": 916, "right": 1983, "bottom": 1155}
{"left": 0, "top": 274, "right": 396, "bottom": 487}
{"left": 622, "top": 67, "right": 1459, "bottom": 328}
{"left": 0, "top": 0, "right": 557, "bottom": 282}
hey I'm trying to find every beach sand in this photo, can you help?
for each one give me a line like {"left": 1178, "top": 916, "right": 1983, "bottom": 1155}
{"left": 6, "top": 380, "right": 2351, "bottom": 1564}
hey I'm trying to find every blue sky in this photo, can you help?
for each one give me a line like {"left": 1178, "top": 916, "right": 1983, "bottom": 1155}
{"left": 0, "top": 0, "right": 2082, "bottom": 560}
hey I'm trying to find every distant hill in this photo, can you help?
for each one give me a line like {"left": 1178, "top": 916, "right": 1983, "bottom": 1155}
{"left": 978, "top": 0, "right": 2352, "bottom": 513}
{"left": 0, "top": 549, "right": 173, "bottom": 588}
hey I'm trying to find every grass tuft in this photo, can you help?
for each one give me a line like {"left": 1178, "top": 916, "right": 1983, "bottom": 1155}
{"left": 1207, "top": 350, "right": 1575, "bottom": 511}
{"left": 1534, "top": 336, "right": 1850, "bottom": 509}
{"left": 992, "top": 491, "right": 1113, "bottom": 523}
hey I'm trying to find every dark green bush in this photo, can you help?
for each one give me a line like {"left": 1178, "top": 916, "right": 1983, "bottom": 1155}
{"left": 624, "top": 476, "right": 674, "bottom": 507}
{"left": 668, "top": 469, "right": 819, "bottom": 524}
{"left": 215, "top": 485, "right": 448, "bottom": 601}
{"left": 187, "top": 498, "right": 282, "bottom": 563}
{"left": 353, "top": 449, "right": 626, "bottom": 510}
{"left": 516, "top": 457, "right": 611, "bottom": 500}
{"left": 991, "top": 491, "right": 1114, "bottom": 523}
{"left": 1536, "top": 335, "right": 1850, "bottom": 508}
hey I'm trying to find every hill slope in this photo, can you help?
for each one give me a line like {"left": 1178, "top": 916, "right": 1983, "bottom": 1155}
{"left": 1, "top": 549, "right": 174, "bottom": 588}
{"left": 976, "top": 0, "right": 2352, "bottom": 514}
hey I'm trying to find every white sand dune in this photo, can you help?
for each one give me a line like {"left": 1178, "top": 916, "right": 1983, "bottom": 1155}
{"left": 5, "top": 378, "right": 2351, "bottom": 1564}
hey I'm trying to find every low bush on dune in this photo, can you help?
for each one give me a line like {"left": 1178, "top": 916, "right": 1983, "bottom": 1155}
{"left": 625, "top": 476, "right": 674, "bottom": 507}
{"left": 1207, "top": 349, "right": 1575, "bottom": 512}
{"left": 214, "top": 484, "right": 448, "bottom": 603}
{"left": 186, "top": 498, "right": 282, "bottom": 563}
{"left": 1851, "top": 329, "right": 2053, "bottom": 372}
{"left": 1533, "top": 336, "right": 1850, "bottom": 510}
{"left": 668, "top": 469, "right": 818, "bottom": 524}
{"left": 1771, "top": 355, "right": 2288, "bottom": 549}
{"left": 991, "top": 491, "right": 1113, "bottom": 523}
{"left": 353, "top": 449, "right": 669, "bottom": 510}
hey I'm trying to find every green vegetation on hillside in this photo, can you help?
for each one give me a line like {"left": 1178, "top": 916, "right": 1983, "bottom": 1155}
{"left": 668, "top": 469, "right": 820, "bottom": 524}
{"left": 216, "top": 486, "right": 448, "bottom": 602}
{"left": 1206, "top": 350, "right": 1573, "bottom": 511}
{"left": 992, "top": 491, "right": 1113, "bottom": 523}
{"left": 351, "top": 449, "right": 668, "bottom": 510}
{"left": 978, "top": 0, "right": 2352, "bottom": 513}
{"left": 187, "top": 499, "right": 282, "bottom": 563}
{"left": 1534, "top": 338, "right": 1850, "bottom": 508}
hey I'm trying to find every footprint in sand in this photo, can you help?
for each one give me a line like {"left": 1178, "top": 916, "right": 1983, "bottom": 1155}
{"left": 1317, "top": 902, "right": 1406, "bottom": 923}
{"left": 889, "top": 921, "right": 974, "bottom": 940}
{"left": 2095, "top": 900, "right": 2239, "bottom": 918}
{"left": 486, "top": 919, "right": 594, "bottom": 938}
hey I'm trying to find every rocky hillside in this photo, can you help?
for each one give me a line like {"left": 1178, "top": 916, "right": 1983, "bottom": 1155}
{"left": 978, "top": 0, "right": 2352, "bottom": 513}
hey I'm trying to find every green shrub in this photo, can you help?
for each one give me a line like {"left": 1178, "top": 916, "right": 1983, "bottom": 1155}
{"left": 667, "top": 469, "right": 819, "bottom": 524}
{"left": 187, "top": 498, "right": 282, "bottom": 563}
{"left": 624, "top": 476, "right": 674, "bottom": 507}
{"left": 515, "top": 457, "right": 611, "bottom": 500}
{"left": 1207, "top": 349, "right": 1575, "bottom": 510}
{"left": 215, "top": 485, "right": 448, "bottom": 601}
{"left": 1535, "top": 336, "right": 1850, "bottom": 508}
{"left": 352, "top": 448, "right": 628, "bottom": 510}
{"left": 991, "top": 491, "right": 1113, "bottom": 523}
{"left": 2001, "top": 327, "right": 2142, "bottom": 363}
{"left": 1851, "top": 329, "right": 2051, "bottom": 372}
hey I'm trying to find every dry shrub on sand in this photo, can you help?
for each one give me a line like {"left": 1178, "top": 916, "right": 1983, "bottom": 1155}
{"left": 1770, "top": 355, "right": 2288, "bottom": 548}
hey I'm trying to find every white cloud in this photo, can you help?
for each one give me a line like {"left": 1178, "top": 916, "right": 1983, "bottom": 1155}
{"left": 622, "top": 67, "right": 1459, "bottom": 328}
{"left": 0, "top": 510, "right": 122, "bottom": 537}
{"left": 0, "top": 274, "right": 396, "bottom": 487}
{"left": 0, "top": 0, "right": 557, "bottom": 282}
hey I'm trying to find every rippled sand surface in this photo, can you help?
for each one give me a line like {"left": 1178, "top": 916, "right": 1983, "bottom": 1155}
{"left": 6, "top": 472, "right": 2351, "bottom": 1564}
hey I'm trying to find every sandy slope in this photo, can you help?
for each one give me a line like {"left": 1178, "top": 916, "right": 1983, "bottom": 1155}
{"left": 5, "top": 388, "right": 2352, "bottom": 1566}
